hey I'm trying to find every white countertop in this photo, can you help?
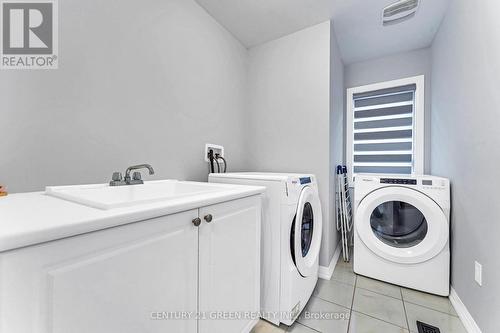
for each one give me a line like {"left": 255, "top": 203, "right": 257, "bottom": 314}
{"left": 0, "top": 181, "right": 265, "bottom": 253}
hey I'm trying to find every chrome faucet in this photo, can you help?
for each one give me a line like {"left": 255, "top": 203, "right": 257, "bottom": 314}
{"left": 110, "top": 164, "right": 155, "bottom": 186}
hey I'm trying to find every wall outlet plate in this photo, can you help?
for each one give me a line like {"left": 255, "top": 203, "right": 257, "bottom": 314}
{"left": 205, "top": 144, "right": 224, "bottom": 162}
{"left": 474, "top": 261, "right": 482, "bottom": 286}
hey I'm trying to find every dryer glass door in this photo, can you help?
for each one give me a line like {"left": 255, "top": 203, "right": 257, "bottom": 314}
{"left": 291, "top": 186, "right": 323, "bottom": 277}
{"left": 370, "top": 201, "right": 428, "bottom": 248}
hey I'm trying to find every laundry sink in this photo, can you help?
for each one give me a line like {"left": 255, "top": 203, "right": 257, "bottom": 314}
{"left": 45, "top": 180, "right": 225, "bottom": 210}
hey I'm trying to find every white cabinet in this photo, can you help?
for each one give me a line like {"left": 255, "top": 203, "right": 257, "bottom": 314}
{"left": 0, "top": 195, "right": 261, "bottom": 333}
{"left": 199, "top": 197, "right": 261, "bottom": 333}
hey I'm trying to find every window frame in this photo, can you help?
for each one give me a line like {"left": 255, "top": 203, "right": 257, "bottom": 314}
{"left": 346, "top": 75, "right": 425, "bottom": 184}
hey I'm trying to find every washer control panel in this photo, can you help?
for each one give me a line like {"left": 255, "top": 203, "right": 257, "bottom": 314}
{"left": 299, "top": 177, "right": 312, "bottom": 185}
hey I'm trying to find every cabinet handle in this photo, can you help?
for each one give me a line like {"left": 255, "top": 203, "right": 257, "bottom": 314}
{"left": 192, "top": 217, "right": 202, "bottom": 227}
{"left": 204, "top": 214, "right": 213, "bottom": 223}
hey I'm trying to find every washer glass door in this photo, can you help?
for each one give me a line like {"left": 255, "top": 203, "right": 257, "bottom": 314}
{"left": 291, "top": 186, "right": 322, "bottom": 277}
{"left": 300, "top": 202, "right": 314, "bottom": 256}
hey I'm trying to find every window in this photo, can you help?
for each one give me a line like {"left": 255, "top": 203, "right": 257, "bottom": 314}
{"left": 346, "top": 76, "right": 424, "bottom": 182}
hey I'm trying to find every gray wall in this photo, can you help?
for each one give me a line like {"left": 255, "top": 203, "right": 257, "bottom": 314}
{"left": 431, "top": 1, "right": 500, "bottom": 331}
{"left": 2, "top": 3, "right": 342, "bottom": 272}
{"left": 0, "top": 0, "right": 248, "bottom": 193}
{"left": 345, "top": 48, "right": 433, "bottom": 173}
{"left": 246, "top": 21, "right": 337, "bottom": 266}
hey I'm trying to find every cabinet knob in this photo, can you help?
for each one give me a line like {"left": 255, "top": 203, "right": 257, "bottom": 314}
{"left": 204, "top": 214, "right": 213, "bottom": 223}
{"left": 192, "top": 217, "right": 202, "bottom": 227}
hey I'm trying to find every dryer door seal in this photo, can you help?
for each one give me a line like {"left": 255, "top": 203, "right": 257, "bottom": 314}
{"left": 292, "top": 186, "right": 323, "bottom": 277}
{"left": 356, "top": 186, "right": 448, "bottom": 264}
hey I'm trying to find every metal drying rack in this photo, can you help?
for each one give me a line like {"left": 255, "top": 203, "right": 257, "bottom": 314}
{"left": 336, "top": 166, "right": 353, "bottom": 262}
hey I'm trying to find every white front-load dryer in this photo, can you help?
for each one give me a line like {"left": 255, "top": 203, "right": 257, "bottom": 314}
{"left": 208, "top": 173, "right": 322, "bottom": 326}
{"left": 354, "top": 174, "right": 450, "bottom": 296}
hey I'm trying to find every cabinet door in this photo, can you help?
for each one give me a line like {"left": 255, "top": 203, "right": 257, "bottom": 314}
{"left": 198, "top": 195, "right": 261, "bottom": 333}
{"left": 0, "top": 210, "right": 199, "bottom": 333}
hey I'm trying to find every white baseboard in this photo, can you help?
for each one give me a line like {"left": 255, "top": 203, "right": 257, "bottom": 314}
{"left": 245, "top": 318, "right": 260, "bottom": 333}
{"left": 318, "top": 241, "right": 342, "bottom": 280}
{"left": 449, "top": 287, "right": 482, "bottom": 333}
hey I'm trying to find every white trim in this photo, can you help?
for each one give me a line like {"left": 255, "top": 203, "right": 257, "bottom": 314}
{"left": 449, "top": 287, "right": 483, "bottom": 333}
{"left": 245, "top": 318, "right": 260, "bottom": 333}
{"left": 413, "top": 75, "right": 425, "bottom": 175}
{"left": 346, "top": 75, "right": 425, "bottom": 185}
{"left": 318, "top": 241, "right": 342, "bottom": 280}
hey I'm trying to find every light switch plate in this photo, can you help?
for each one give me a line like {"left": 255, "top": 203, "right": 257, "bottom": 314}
{"left": 474, "top": 261, "right": 482, "bottom": 286}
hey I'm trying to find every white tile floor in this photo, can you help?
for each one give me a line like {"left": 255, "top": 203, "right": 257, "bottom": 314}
{"left": 251, "top": 256, "right": 467, "bottom": 333}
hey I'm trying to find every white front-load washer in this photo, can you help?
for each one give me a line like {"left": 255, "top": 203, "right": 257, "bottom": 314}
{"left": 208, "top": 173, "right": 322, "bottom": 326}
{"left": 354, "top": 174, "right": 450, "bottom": 296}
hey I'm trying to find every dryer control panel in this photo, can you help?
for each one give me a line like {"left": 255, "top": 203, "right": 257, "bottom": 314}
{"left": 380, "top": 178, "right": 417, "bottom": 185}
{"left": 354, "top": 174, "right": 450, "bottom": 209}
{"left": 377, "top": 177, "right": 447, "bottom": 189}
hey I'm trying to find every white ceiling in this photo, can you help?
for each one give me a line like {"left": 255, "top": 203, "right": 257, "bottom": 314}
{"left": 195, "top": 0, "right": 450, "bottom": 64}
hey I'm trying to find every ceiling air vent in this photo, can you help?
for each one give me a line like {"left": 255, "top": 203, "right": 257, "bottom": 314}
{"left": 383, "top": 0, "right": 419, "bottom": 26}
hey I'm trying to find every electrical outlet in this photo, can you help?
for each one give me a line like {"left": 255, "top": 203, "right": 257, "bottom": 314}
{"left": 474, "top": 261, "right": 482, "bottom": 286}
{"left": 204, "top": 144, "right": 224, "bottom": 162}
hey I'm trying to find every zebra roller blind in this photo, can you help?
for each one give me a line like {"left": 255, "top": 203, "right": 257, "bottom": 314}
{"left": 351, "top": 83, "right": 417, "bottom": 175}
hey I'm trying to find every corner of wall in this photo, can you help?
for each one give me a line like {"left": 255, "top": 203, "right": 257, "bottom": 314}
{"left": 327, "top": 21, "right": 345, "bottom": 266}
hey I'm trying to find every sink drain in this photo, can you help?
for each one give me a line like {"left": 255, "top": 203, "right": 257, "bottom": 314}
{"left": 417, "top": 321, "right": 441, "bottom": 333}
